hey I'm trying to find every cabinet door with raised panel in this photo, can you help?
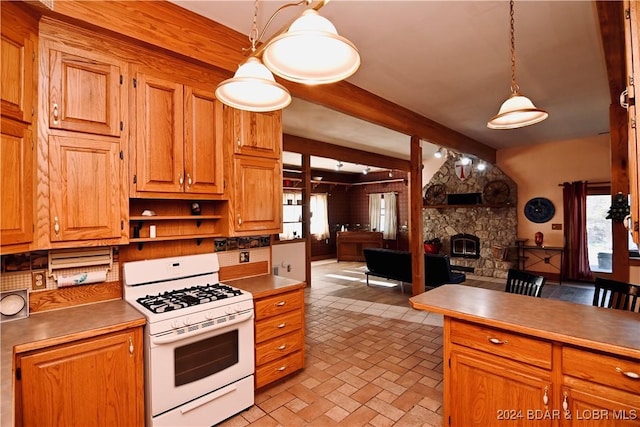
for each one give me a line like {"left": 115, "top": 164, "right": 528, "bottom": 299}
{"left": 231, "top": 156, "right": 282, "bottom": 233}
{"left": 184, "top": 87, "right": 224, "bottom": 195}
{"left": 625, "top": 0, "right": 640, "bottom": 245}
{"left": 18, "top": 328, "right": 144, "bottom": 427}
{"left": 233, "top": 109, "right": 282, "bottom": 159}
{"left": 1, "top": 118, "right": 33, "bottom": 247}
{"left": 560, "top": 384, "right": 640, "bottom": 427}
{"left": 48, "top": 134, "right": 122, "bottom": 242}
{"left": 450, "top": 349, "right": 553, "bottom": 427}
{"left": 1, "top": 2, "right": 36, "bottom": 124}
{"left": 133, "top": 71, "right": 184, "bottom": 194}
{"left": 47, "top": 43, "right": 123, "bottom": 136}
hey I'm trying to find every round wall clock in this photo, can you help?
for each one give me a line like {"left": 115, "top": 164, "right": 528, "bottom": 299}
{"left": 524, "top": 197, "right": 555, "bottom": 223}
{"left": 424, "top": 184, "right": 446, "bottom": 205}
{"left": 483, "top": 180, "right": 510, "bottom": 204}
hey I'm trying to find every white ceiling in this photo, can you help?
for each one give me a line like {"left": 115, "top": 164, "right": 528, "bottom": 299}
{"left": 171, "top": 0, "right": 612, "bottom": 172}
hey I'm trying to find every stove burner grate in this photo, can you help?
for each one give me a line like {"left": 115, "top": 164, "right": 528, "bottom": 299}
{"left": 136, "top": 283, "right": 243, "bottom": 314}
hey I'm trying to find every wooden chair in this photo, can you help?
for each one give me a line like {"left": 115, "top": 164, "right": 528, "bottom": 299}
{"left": 505, "top": 269, "right": 546, "bottom": 298}
{"left": 592, "top": 277, "right": 640, "bottom": 311}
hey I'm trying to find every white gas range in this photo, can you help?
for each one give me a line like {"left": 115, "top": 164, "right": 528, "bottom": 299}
{"left": 123, "top": 253, "right": 254, "bottom": 427}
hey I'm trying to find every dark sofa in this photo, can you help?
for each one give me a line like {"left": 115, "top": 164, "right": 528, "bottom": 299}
{"left": 363, "top": 248, "right": 466, "bottom": 292}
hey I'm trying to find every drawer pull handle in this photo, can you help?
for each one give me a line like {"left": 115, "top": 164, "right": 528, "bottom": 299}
{"left": 276, "top": 301, "right": 286, "bottom": 306}
{"left": 277, "top": 344, "right": 287, "bottom": 350}
{"left": 276, "top": 365, "right": 288, "bottom": 372}
{"left": 562, "top": 392, "right": 569, "bottom": 411}
{"left": 277, "top": 323, "right": 287, "bottom": 328}
{"left": 616, "top": 367, "right": 640, "bottom": 379}
{"left": 542, "top": 386, "right": 548, "bottom": 405}
{"left": 488, "top": 337, "right": 508, "bottom": 345}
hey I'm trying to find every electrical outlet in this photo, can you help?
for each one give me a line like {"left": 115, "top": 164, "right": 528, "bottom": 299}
{"left": 552, "top": 223, "right": 562, "bottom": 230}
{"left": 239, "top": 251, "right": 250, "bottom": 263}
{"left": 32, "top": 270, "right": 47, "bottom": 290}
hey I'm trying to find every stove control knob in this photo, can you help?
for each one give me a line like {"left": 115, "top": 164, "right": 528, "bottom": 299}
{"left": 171, "top": 320, "right": 181, "bottom": 329}
{"left": 205, "top": 312, "right": 215, "bottom": 320}
{"left": 182, "top": 317, "right": 191, "bottom": 326}
{"left": 225, "top": 307, "right": 235, "bottom": 315}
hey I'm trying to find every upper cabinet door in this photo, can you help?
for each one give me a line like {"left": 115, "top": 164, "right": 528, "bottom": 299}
{"left": 48, "top": 44, "right": 122, "bottom": 136}
{"left": 133, "top": 71, "right": 184, "bottom": 193}
{"left": 48, "top": 134, "right": 122, "bottom": 242}
{"left": 625, "top": 0, "right": 640, "bottom": 245}
{"left": 233, "top": 109, "right": 282, "bottom": 159}
{"left": 1, "top": 118, "right": 33, "bottom": 247}
{"left": 184, "top": 87, "right": 224, "bottom": 195}
{"left": 1, "top": 25, "right": 35, "bottom": 123}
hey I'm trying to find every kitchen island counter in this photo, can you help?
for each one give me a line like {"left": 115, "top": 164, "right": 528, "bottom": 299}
{"left": 1, "top": 299, "right": 146, "bottom": 427}
{"left": 410, "top": 285, "right": 640, "bottom": 426}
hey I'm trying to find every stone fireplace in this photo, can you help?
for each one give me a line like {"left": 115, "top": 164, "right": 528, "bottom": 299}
{"left": 423, "top": 156, "right": 517, "bottom": 279}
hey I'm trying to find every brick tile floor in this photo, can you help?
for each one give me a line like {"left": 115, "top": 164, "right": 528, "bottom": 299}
{"left": 219, "top": 260, "right": 594, "bottom": 426}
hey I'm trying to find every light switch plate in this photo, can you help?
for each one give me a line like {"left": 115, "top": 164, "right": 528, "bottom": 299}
{"left": 552, "top": 223, "right": 562, "bottom": 230}
{"left": 239, "top": 251, "right": 250, "bottom": 263}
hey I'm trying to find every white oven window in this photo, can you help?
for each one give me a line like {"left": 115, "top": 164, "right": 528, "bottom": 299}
{"left": 174, "top": 330, "right": 239, "bottom": 386}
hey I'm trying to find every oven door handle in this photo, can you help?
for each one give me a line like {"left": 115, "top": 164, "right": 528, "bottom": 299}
{"left": 151, "top": 311, "right": 254, "bottom": 345}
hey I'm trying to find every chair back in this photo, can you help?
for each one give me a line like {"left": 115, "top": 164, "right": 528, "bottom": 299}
{"left": 505, "top": 269, "right": 546, "bottom": 297}
{"left": 593, "top": 278, "right": 640, "bottom": 312}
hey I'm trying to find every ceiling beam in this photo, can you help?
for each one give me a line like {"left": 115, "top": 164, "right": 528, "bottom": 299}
{"left": 284, "top": 134, "right": 411, "bottom": 172}
{"left": 32, "top": 0, "right": 496, "bottom": 163}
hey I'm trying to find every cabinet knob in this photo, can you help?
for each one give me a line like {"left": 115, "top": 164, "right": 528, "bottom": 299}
{"left": 236, "top": 138, "right": 241, "bottom": 147}
{"left": 237, "top": 216, "right": 242, "bottom": 225}
{"left": 562, "top": 392, "right": 569, "bottom": 411}
{"left": 129, "top": 337, "right": 134, "bottom": 355}
{"left": 178, "top": 173, "right": 184, "bottom": 186}
{"left": 52, "top": 103, "right": 59, "bottom": 124}
{"left": 542, "top": 386, "right": 548, "bottom": 406}
{"left": 186, "top": 173, "right": 192, "bottom": 187}
{"left": 53, "top": 216, "right": 60, "bottom": 235}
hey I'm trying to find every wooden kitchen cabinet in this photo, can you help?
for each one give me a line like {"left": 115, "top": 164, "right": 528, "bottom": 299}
{"left": 1, "top": 2, "right": 36, "bottom": 124}
{"left": 560, "top": 346, "right": 640, "bottom": 426}
{"left": 625, "top": 0, "right": 640, "bottom": 245}
{"left": 1, "top": 119, "right": 34, "bottom": 250}
{"left": 48, "top": 134, "right": 124, "bottom": 242}
{"left": 232, "top": 109, "right": 282, "bottom": 159}
{"left": 449, "top": 320, "right": 553, "bottom": 427}
{"left": 39, "top": 26, "right": 128, "bottom": 247}
{"left": 226, "top": 107, "right": 283, "bottom": 235}
{"left": 131, "top": 68, "right": 224, "bottom": 198}
{"left": 15, "top": 326, "right": 145, "bottom": 427}
{"left": 254, "top": 288, "right": 305, "bottom": 389}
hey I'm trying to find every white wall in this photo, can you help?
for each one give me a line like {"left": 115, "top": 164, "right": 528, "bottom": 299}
{"left": 271, "top": 241, "right": 306, "bottom": 282}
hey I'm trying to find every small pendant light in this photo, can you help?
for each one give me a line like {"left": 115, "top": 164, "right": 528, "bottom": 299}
{"left": 488, "top": 0, "right": 548, "bottom": 129}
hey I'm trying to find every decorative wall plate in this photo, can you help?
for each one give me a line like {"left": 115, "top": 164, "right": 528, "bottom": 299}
{"left": 483, "top": 180, "right": 510, "bottom": 204}
{"left": 424, "top": 184, "right": 446, "bottom": 205}
{"left": 524, "top": 197, "right": 555, "bottom": 223}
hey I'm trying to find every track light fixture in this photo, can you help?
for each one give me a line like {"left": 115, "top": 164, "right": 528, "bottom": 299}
{"left": 335, "top": 161, "right": 343, "bottom": 171}
{"left": 215, "top": 0, "right": 360, "bottom": 112}
{"left": 362, "top": 167, "right": 370, "bottom": 175}
{"left": 434, "top": 147, "right": 445, "bottom": 159}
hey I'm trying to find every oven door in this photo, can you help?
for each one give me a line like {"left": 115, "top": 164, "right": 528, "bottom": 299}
{"left": 147, "top": 309, "right": 254, "bottom": 417}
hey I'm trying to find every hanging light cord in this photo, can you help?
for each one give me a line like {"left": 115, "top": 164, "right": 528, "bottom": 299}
{"left": 245, "top": 0, "right": 312, "bottom": 53}
{"left": 509, "top": 0, "right": 520, "bottom": 95}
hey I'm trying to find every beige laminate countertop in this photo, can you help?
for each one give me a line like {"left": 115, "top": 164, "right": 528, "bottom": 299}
{"left": 0, "top": 299, "right": 146, "bottom": 427}
{"left": 226, "top": 274, "right": 306, "bottom": 299}
{"left": 410, "top": 284, "right": 640, "bottom": 359}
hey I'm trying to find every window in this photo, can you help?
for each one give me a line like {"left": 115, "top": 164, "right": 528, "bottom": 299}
{"left": 586, "top": 194, "right": 612, "bottom": 273}
{"left": 309, "top": 194, "right": 329, "bottom": 240}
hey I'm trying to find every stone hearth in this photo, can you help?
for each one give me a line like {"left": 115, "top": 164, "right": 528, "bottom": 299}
{"left": 423, "top": 157, "right": 517, "bottom": 279}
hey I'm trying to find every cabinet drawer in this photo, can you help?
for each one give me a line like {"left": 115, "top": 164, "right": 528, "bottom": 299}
{"left": 256, "top": 329, "right": 304, "bottom": 366}
{"left": 255, "top": 310, "right": 303, "bottom": 343}
{"left": 255, "top": 290, "right": 303, "bottom": 320}
{"left": 256, "top": 350, "right": 304, "bottom": 389}
{"left": 450, "top": 320, "right": 552, "bottom": 370}
{"left": 563, "top": 346, "right": 640, "bottom": 394}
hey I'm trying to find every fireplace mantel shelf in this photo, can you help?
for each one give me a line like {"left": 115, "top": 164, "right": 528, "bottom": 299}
{"left": 423, "top": 203, "right": 514, "bottom": 209}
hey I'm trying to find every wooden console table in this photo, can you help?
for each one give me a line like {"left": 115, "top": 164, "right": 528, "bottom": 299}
{"left": 514, "top": 240, "right": 565, "bottom": 284}
{"left": 336, "top": 231, "right": 383, "bottom": 261}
